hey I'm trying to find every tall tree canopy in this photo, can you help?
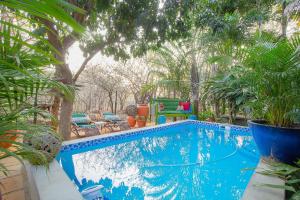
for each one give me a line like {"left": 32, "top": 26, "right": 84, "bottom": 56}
{"left": 35, "top": 0, "right": 196, "bottom": 139}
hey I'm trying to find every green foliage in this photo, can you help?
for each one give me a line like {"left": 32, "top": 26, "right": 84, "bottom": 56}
{"left": 1, "top": 0, "right": 85, "bottom": 33}
{"left": 149, "top": 42, "right": 191, "bottom": 98}
{"left": 198, "top": 111, "right": 215, "bottom": 121}
{"left": 0, "top": 0, "right": 80, "bottom": 175}
{"left": 243, "top": 34, "right": 300, "bottom": 127}
{"left": 257, "top": 160, "right": 300, "bottom": 200}
{"left": 0, "top": 23, "right": 74, "bottom": 111}
{"left": 195, "top": 0, "right": 274, "bottom": 42}
{"left": 78, "top": 0, "right": 195, "bottom": 59}
{"left": 0, "top": 111, "right": 62, "bottom": 171}
{"left": 203, "top": 31, "right": 300, "bottom": 127}
{"left": 204, "top": 67, "right": 254, "bottom": 116}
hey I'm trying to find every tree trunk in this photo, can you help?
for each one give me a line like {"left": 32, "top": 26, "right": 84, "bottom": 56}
{"left": 118, "top": 95, "right": 127, "bottom": 111}
{"left": 201, "top": 99, "right": 207, "bottom": 112}
{"left": 58, "top": 64, "right": 74, "bottom": 140}
{"left": 214, "top": 99, "right": 220, "bottom": 118}
{"left": 42, "top": 19, "right": 75, "bottom": 140}
{"left": 221, "top": 99, "right": 226, "bottom": 115}
{"left": 173, "top": 88, "right": 176, "bottom": 99}
{"left": 59, "top": 98, "right": 73, "bottom": 140}
{"left": 168, "top": 88, "right": 171, "bottom": 98}
{"left": 114, "top": 91, "right": 117, "bottom": 114}
{"left": 133, "top": 93, "right": 139, "bottom": 104}
{"left": 281, "top": 1, "right": 288, "bottom": 38}
{"left": 191, "top": 53, "right": 200, "bottom": 116}
{"left": 51, "top": 95, "right": 61, "bottom": 130}
{"left": 256, "top": 0, "right": 263, "bottom": 36}
{"left": 108, "top": 93, "right": 114, "bottom": 113}
{"left": 228, "top": 101, "right": 234, "bottom": 124}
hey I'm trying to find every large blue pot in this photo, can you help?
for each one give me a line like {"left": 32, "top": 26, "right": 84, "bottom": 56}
{"left": 248, "top": 120, "right": 300, "bottom": 164}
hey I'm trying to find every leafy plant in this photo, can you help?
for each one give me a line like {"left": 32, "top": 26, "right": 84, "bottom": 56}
{"left": 198, "top": 111, "right": 215, "bottom": 121}
{"left": 0, "top": 0, "right": 82, "bottom": 175}
{"left": 125, "top": 105, "right": 138, "bottom": 117}
{"left": 243, "top": 34, "right": 300, "bottom": 127}
{"left": 257, "top": 160, "right": 300, "bottom": 200}
{"left": 149, "top": 42, "right": 191, "bottom": 99}
{"left": 203, "top": 66, "right": 254, "bottom": 123}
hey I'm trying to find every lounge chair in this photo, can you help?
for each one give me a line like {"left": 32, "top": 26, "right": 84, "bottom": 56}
{"left": 71, "top": 113, "right": 100, "bottom": 137}
{"left": 101, "top": 112, "right": 130, "bottom": 133}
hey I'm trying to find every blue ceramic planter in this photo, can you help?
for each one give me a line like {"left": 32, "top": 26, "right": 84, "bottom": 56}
{"left": 248, "top": 120, "right": 300, "bottom": 164}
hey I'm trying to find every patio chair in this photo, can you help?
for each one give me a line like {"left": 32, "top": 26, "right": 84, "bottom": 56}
{"left": 101, "top": 112, "right": 130, "bottom": 133}
{"left": 71, "top": 113, "right": 100, "bottom": 137}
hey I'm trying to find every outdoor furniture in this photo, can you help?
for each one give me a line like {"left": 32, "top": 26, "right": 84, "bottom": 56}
{"left": 151, "top": 98, "right": 194, "bottom": 124}
{"left": 157, "top": 115, "right": 167, "bottom": 124}
{"left": 101, "top": 112, "right": 130, "bottom": 133}
{"left": 71, "top": 113, "right": 100, "bottom": 137}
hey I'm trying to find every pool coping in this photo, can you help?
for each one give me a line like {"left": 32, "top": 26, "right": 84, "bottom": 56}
{"left": 24, "top": 120, "right": 284, "bottom": 200}
{"left": 60, "top": 120, "right": 249, "bottom": 152}
{"left": 24, "top": 160, "right": 84, "bottom": 200}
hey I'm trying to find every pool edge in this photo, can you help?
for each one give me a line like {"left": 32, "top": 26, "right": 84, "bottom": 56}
{"left": 242, "top": 160, "right": 285, "bottom": 200}
{"left": 25, "top": 120, "right": 284, "bottom": 200}
{"left": 61, "top": 120, "right": 249, "bottom": 152}
{"left": 24, "top": 160, "right": 84, "bottom": 200}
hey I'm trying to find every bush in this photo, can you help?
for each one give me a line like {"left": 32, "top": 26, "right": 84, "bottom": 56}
{"left": 198, "top": 111, "right": 215, "bottom": 121}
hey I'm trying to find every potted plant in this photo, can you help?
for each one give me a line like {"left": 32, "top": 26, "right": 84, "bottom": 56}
{"left": 136, "top": 116, "right": 147, "bottom": 128}
{"left": 125, "top": 105, "right": 138, "bottom": 127}
{"left": 0, "top": 130, "right": 19, "bottom": 149}
{"left": 137, "top": 103, "right": 149, "bottom": 118}
{"left": 244, "top": 35, "right": 300, "bottom": 164}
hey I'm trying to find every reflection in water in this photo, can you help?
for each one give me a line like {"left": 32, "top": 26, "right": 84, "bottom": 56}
{"left": 58, "top": 126, "right": 259, "bottom": 200}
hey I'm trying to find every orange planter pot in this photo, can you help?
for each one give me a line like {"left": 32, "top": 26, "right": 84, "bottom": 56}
{"left": 137, "top": 119, "right": 147, "bottom": 128}
{"left": 127, "top": 116, "right": 136, "bottom": 128}
{"left": 0, "top": 133, "right": 18, "bottom": 149}
{"left": 137, "top": 104, "right": 149, "bottom": 118}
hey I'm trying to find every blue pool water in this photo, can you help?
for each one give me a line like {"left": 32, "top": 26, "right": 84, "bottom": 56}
{"left": 57, "top": 121, "right": 259, "bottom": 200}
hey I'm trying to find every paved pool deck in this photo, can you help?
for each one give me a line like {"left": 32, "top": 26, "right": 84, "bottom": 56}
{"left": 242, "top": 160, "right": 285, "bottom": 200}
{"left": 0, "top": 157, "right": 27, "bottom": 200}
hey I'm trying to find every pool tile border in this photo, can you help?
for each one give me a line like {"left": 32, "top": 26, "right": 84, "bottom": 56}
{"left": 61, "top": 120, "right": 250, "bottom": 153}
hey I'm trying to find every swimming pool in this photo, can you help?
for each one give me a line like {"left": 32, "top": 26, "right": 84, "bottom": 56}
{"left": 57, "top": 121, "right": 259, "bottom": 200}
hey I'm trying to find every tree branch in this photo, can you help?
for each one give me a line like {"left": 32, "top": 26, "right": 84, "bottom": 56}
{"left": 63, "top": 34, "right": 77, "bottom": 49}
{"left": 72, "top": 37, "right": 114, "bottom": 82}
{"left": 72, "top": 52, "right": 96, "bottom": 82}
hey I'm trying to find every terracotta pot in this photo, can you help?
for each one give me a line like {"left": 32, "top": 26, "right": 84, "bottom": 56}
{"left": 207, "top": 117, "right": 215, "bottom": 122}
{"left": 127, "top": 116, "right": 136, "bottom": 128}
{"left": 137, "top": 119, "right": 147, "bottom": 128}
{"left": 137, "top": 104, "right": 149, "bottom": 118}
{"left": 0, "top": 132, "right": 18, "bottom": 149}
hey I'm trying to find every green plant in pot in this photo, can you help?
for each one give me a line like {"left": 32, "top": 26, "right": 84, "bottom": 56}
{"left": 243, "top": 34, "right": 300, "bottom": 164}
{"left": 125, "top": 105, "right": 138, "bottom": 127}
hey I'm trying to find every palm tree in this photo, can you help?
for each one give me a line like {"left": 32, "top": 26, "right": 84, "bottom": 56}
{"left": 149, "top": 42, "right": 191, "bottom": 99}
